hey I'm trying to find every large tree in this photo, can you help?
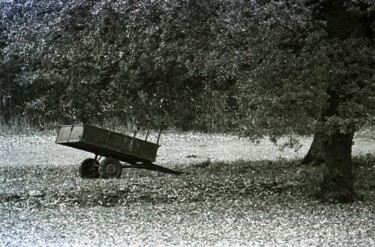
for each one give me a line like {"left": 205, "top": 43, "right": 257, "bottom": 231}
{"left": 236, "top": 0, "right": 374, "bottom": 202}
{"left": 302, "top": 0, "right": 375, "bottom": 166}
{"left": 303, "top": 0, "right": 374, "bottom": 202}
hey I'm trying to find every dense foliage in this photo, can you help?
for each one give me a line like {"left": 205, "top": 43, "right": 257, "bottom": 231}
{"left": 1, "top": 0, "right": 243, "bottom": 131}
{"left": 1, "top": 0, "right": 374, "bottom": 135}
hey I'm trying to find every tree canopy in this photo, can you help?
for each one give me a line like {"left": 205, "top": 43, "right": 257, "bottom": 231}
{"left": 2, "top": 0, "right": 373, "bottom": 132}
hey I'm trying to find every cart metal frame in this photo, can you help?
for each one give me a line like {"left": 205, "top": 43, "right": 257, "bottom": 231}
{"left": 56, "top": 124, "right": 183, "bottom": 178}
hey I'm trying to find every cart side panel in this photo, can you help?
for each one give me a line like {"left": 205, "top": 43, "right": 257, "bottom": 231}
{"left": 69, "top": 125, "right": 84, "bottom": 142}
{"left": 80, "top": 126, "right": 138, "bottom": 160}
{"left": 56, "top": 126, "right": 73, "bottom": 143}
{"left": 56, "top": 124, "right": 159, "bottom": 162}
{"left": 107, "top": 132, "right": 134, "bottom": 155}
{"left": 131, "top": 140, "right": 158, "bottom": 162}
{"left": 56, "top": 125, "right": 84, "bottom": 143}
{"left": 80, "top": 126, "right": 109, "bottom": 147}
{"left": 106, "top": 132, "right": 158, "bottom": 162}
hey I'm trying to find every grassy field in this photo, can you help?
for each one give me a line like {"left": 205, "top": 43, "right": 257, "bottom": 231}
{"left": 1, "top": 131, "right": 375, "bottom": 246}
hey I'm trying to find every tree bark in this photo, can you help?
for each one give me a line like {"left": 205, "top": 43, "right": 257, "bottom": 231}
{"left": 301, "top": 129, "right": 326, "bottom": 166}
{"left": 315, "top": 86, "right": 356, "bottom": 202}
{"left": 303, "top": 92, "right": 356, "bottom": 202}
{"left": 319, "top": 131, "right": 355, "bottom": 202}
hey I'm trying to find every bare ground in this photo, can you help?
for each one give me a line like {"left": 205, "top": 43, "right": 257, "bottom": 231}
{"left": 0, "top": 131, "right": 375, "bottom": 246}
{"left": 1, "top": 131, "right": 374, "bottom": 167}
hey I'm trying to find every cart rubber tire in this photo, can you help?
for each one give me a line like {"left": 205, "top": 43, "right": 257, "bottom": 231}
{"left": 99, "top": 157, "right": 122, "bottom": 179}
{"left": 79, "top": 158, "right": 100, "bottom": 179}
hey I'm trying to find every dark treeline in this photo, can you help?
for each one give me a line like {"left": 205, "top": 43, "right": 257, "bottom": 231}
{"left": 1, "top": 0, "right": 374, "bottom": 135}
{"left": 0, "top": 0, "right": 255, "bottom": 131}
{"left": 1, "top": 1, "right": 374, "bottom": 135}
{"left": 0, "top": 0, "right": 333, "bottom": 134}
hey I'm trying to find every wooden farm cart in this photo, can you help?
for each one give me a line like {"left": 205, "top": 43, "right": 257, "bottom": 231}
{"left": 56, "top": 124, "right": 183, "bottom": 179}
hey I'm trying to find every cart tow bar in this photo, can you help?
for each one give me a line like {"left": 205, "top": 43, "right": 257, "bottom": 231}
{"left": 124, "top": 162, "right": 187, "bottom": 175}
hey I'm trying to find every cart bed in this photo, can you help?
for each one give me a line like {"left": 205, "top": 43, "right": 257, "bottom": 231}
{"left": 56, "top": 125, "right": 159, "bottom": 163}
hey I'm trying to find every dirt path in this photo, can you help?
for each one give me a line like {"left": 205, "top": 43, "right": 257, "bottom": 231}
{"left": 1, "top": 132, "right": 374, "bottom": 167}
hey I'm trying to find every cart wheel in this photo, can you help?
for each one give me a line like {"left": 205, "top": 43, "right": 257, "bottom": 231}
{"left": 99, "top": 157, "right": 122, "bottom": 179}
{"left": 79, "top": 158, "right": 100, "bottom": 179}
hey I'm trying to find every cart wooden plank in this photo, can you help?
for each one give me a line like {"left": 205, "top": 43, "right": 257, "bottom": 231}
{"left": 56, "top": 124, "right": 159, "bottom": 163}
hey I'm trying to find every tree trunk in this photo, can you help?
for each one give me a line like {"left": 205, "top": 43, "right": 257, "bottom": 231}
{"left": 304, "top": 0, "right": 373, "bottom": 202}
{"left": 301, "top": 130, "right": 326, "bottom": 166}
{"left": 313, "top": 88, "right": 356, "bottom": 202}
{"left": 319, "top": 131, "right": 355, "bottom": 203}
{"left": 303, "top": 107, "right": 356, "bottom": 202}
